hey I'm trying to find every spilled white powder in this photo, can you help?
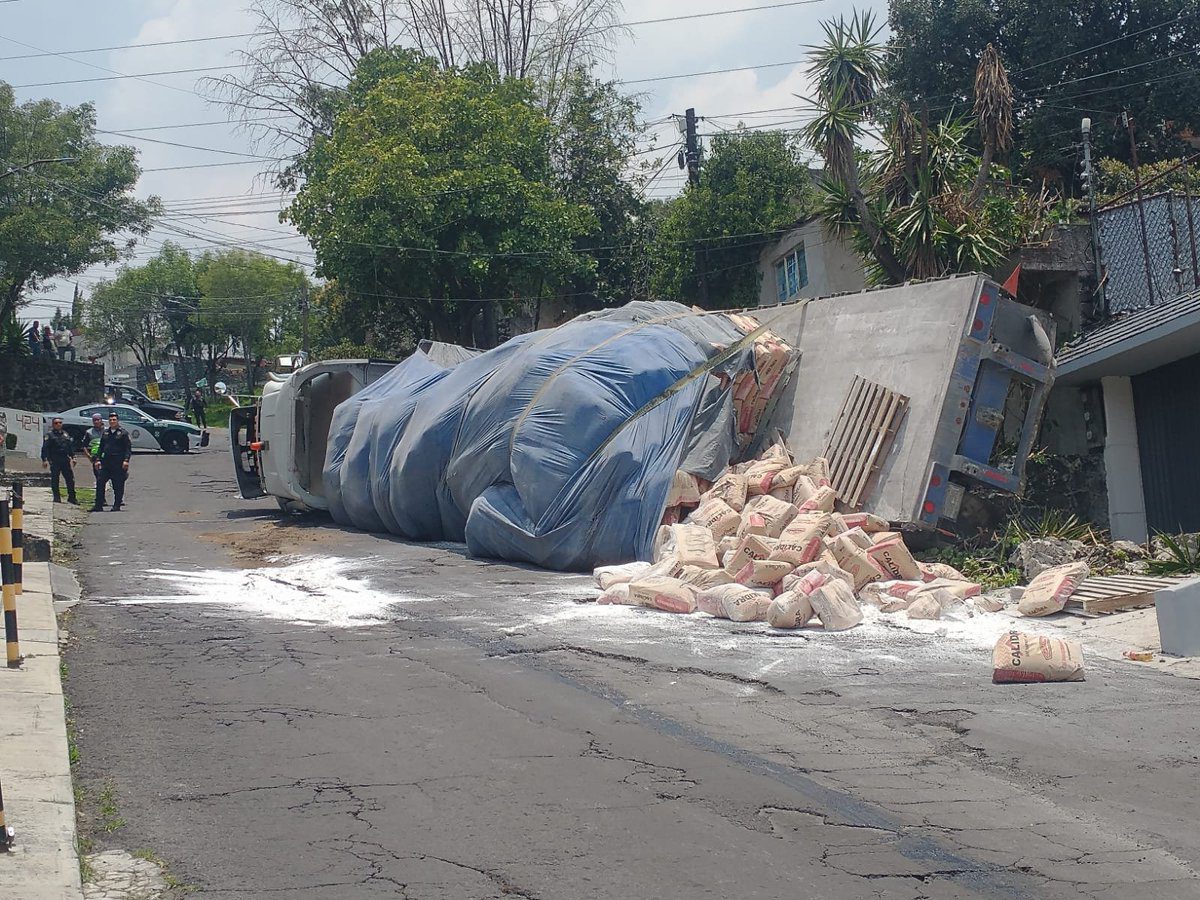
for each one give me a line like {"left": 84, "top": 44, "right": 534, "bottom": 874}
{"left": 101, "top": 556, "right": 419, "bottom": 627}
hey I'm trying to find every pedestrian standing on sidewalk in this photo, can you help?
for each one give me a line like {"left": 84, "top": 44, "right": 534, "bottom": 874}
{"left": 42, "top": 325, "right": 54, "bottom": 356}
{"left": 40, "top": 417, "right": 78, "bottom": 504}
{"left": 92, "top": 412, "right": 132, "bottom": 512}
{"left": 189, "top": 388, "right": 207, "bottom": 429}
{"left": 54, "top": 325, "right": 75, "bottom": 361}
{"left": 28, "top": 320, "right": 41, "bottom": 356}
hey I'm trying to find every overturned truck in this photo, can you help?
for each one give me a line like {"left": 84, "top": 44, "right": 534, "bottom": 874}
{"left": 231, "top": 274, "right": 1054, "bottom": 570}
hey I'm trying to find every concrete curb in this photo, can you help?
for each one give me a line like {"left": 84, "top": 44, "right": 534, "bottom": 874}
{"left": 0, "top": 486, "right": 84, "bottom": 900}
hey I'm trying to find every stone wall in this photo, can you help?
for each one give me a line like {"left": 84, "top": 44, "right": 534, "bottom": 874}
{"left": 0, "top": 353, "right": 104, "bottom": 412}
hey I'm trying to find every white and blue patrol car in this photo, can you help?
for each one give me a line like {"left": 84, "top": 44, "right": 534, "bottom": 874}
{"left": 52, "top": 403, "right": 203, "bottom": 454}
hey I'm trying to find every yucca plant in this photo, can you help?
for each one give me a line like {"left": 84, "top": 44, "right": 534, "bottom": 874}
{"left": 1148, "top": 534, "right": 1200, "bottom": 576}
{"left": 803, "top": 16, "right": 1049, "bottom": 285}
{"left": 1008, "top": 510, "right": 1102, "bottom": 546}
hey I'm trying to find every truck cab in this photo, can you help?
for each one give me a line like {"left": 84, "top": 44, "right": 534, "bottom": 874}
{"left": 230, "top": 360, "right": 396, "bottom": 511}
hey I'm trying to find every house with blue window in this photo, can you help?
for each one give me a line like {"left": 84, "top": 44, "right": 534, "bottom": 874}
{"left": 757, "top": 215, "right": 866, "bottom": 307}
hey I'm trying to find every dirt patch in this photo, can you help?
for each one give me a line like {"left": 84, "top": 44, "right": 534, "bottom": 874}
{"left": 200, "top": 521, "right": 338, "bottom": 564}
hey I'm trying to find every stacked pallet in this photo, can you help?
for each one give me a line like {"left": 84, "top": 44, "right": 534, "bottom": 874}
{"left": 1065, "top": 574, "right": 1187, "bottom": 616}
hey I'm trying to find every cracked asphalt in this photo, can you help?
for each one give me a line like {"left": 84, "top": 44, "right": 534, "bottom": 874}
{"left": 65, "top": 438, "right": 1200, "bottom": 899}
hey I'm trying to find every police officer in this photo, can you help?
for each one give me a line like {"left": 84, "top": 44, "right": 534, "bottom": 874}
{"left": 40, "top": 417, "right": 78, "bottom": 504}
{"left": 92, "top": 412, "right": 132, "bottom": 512}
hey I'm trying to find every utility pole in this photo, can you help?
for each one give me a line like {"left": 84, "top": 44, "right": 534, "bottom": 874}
{"left": 679, "top": 108, "right": 708, "bottom": 304}
{"left": 1080, "top": 118, "right": 1107, "bottom": 316}
{"left": 299, "top": 281, "right": 310, "bottom": 356}
{"left": 683, "top": 108, "right": 701, "bottom": 187}
{"left": 1123, "top": 110, "right": 1157, "bottom": 306}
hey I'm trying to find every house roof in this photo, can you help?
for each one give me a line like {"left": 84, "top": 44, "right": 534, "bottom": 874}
{"left": 1054, "top": 288, "right": 1200, "bottom": 384}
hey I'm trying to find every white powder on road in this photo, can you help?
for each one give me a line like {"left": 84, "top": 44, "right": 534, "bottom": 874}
{"left": 103, "top": 556, "right": 420, "bottom": 627}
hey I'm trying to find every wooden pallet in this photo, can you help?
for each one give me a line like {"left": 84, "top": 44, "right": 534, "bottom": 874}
{"left": 821, "top": 375, "right": 909, "bottom": 509}
{"left": 1066, "top": 574, "right": 1188, "bottom": 615}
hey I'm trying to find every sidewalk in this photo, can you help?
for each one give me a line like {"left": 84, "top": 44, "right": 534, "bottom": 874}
{"left": 0, "top": 486, "right": 84, "bottom": 900}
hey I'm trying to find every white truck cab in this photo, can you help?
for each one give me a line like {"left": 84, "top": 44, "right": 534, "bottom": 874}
{"left": 230, "top": 359, "right": 396, "bottom": 512}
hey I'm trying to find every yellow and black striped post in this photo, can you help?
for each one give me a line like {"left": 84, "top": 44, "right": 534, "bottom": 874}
{"left": 10, "top": 482, "right": 22, "bottom": 596}
{"left": 0, "top": 771, "right": 12, "bottom": 849}
{"left": 0, "top": 497, "right": 19, "bottom": 668}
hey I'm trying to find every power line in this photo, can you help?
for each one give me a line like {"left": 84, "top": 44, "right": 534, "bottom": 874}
{"left": 11, "top": 56, "right": 814, "bottom": 91}
{"left": 97, "top": 128, "right": 281, "bottom": 160}
{"left": 0, "top": 31, "right": 264, "bottom": 61}
{"left": 620, "top": 59, "right": 805, "bottom": 87}
{"left": 1, "top": 2, "right": 832, "bottom": 62}
{"left": 12, "top": 64, "right": 237, "bottom": 89}
{"left": 100, "top": 116, "right": 289, "bottom": 134}
{"left": 0, "top": 32, "right": 206, "bottom": 98}
{"left": 1017, "top": 10, "right": 1200, "bottom": 75}
{"left": 142, "top": 159, "right": 281, "bottom": 172}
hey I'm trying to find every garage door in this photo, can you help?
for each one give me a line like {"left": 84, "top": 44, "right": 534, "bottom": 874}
{"left": 1132, "top": 351, "right": 1200, "bottom": 534}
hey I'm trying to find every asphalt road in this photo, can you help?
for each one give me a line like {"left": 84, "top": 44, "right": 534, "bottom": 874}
{"left": 65, "top": 436, "right": 1200, "bottom": 899}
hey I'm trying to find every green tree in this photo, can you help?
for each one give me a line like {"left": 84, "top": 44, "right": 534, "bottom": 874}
{"left": 0, "top": 84, "right": 158, "bottom": 326}
{"left": 84, "top": 242, "right": 199, "bottom": 378}
{"left": 1095, "top": 156, "right": 1200, "bottom": 205}
{"left": 887, "top": 0, "right": 1200, "bottom": 179}
{"left": 551, "top": 70, "right": 649, "bottom": 310}
{"left": 284, "top": 49, "right": 596, "bottom": 345}
{"left": 85, "top": 272, "right": 172, "bottom": 378}
{"left": 650, "top": 130, "right": 813, "bottom": 308}
{"left": 194, "top": 249, "right": 309, "bottom": 392}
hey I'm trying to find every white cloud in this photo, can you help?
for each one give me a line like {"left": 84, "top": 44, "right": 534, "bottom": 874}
{"left": 28, "top": 0, "right": 887, "bottom": 317}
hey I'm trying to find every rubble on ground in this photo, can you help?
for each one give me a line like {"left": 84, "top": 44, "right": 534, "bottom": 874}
{"left": 1010, "top": 538, "right": 1088, "bottom": 580}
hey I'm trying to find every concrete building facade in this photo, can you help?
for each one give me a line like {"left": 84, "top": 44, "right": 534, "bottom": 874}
{"left": 756, "top": 217, "right": 866, "bottom": 307}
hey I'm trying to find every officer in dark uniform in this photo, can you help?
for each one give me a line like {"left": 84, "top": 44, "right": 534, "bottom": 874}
{"left": 92, "top": 412, "right": 132, "bottom": 512}
{"left": 40, "top": 416, "right": 78, "bottom": 504}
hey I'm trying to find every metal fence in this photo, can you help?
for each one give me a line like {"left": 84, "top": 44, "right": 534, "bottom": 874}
{"left": 1096, "top": 191, "right": 1200, "bottom": 314}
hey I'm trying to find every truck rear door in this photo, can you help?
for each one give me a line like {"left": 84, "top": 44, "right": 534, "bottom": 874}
{"left": 229, "top": 405, "right": 266, "bottom": 499}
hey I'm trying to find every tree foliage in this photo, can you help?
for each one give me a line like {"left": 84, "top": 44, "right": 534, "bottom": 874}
{"left": 284, "top": 49, "right": 596, "bottom": 344}
{"left": 550, "top": 69, "right": 649, "bottom": 309}
{"left": 0, "top": 84, "right": 157, "bottom": 326}
{"left": 84, "top": 244, "right": 308, "bottom": 390}
{"left": 887, "top": 0, "right": 1200, "bottom": 179}
{"left": 650, "top": 130, "right": 814, "bottom": 309}
{"left": 195, "top": 250, "right": 309, "bottom": 390}
{"left": 1095, "top": 156, "right": 1200, "bottom": 205}
{"left": 209, "top": 0, "right": 622, "bottom": 169}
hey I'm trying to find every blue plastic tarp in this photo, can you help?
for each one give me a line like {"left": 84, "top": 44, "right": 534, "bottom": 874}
{"left": 323, "top": 301, "right": 755, "bottom": 570}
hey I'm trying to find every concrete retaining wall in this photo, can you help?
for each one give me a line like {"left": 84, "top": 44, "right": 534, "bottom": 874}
{"left": 0, "top": 354, "right": 104, "bottom": 413}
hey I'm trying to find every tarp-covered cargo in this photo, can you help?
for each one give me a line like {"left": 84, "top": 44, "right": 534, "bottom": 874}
{"left": 322, "top": 301, "right": 794, "bottom": 570}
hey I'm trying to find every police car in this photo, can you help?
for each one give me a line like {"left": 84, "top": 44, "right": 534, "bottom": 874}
{"left": 54, "top": 403, "right": 203, "bottom": 454}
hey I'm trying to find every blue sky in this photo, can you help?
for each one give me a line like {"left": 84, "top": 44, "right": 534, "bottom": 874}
{"left": 2, "top": 0, "right": 884, "bottom": 319}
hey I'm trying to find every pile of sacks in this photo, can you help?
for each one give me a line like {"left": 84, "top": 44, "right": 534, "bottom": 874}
{"left": 592, "top": 443, "right": 997, "bottom": 631}
{"left": 726, "top": 314, "right": 793, "bottom": 455}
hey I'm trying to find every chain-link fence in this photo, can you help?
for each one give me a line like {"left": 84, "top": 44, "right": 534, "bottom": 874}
{"left": 1096, "top": 191, "right": 1200, "bottom": 314}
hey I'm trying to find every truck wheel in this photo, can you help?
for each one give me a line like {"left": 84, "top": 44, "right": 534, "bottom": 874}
{"left": 162, "top": 432, "right": 187, "bottom": 454}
